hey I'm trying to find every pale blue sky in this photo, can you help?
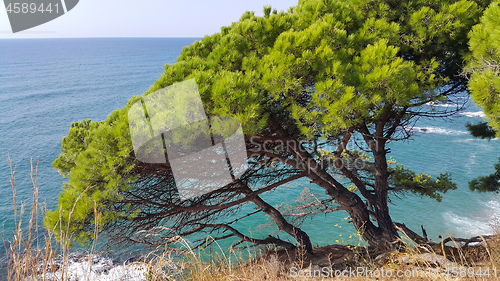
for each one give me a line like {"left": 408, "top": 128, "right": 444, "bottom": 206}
{"left": 0, "top": 0, "right": 297, "bottom": 38}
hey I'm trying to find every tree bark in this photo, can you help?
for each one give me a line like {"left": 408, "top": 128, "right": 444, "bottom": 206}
{"left": 285, "top": 140, "right": 385, "bottom": 248}
{"left": 240, "top": 184, "right": 314, "bottom": 254}
{"left": 370, "top": 107, "right": 402, "bottom": 248}
{"left": 263, "top": 116, "right": 401, "bottom": 249}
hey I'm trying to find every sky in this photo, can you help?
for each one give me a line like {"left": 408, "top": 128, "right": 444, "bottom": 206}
{"left": 0, "top": 0, "right": 298, "bottom": 38}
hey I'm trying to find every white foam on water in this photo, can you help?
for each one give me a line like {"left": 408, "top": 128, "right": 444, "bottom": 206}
{"left": 459, "top": 111, "right": 486, "bottom": 118}
{"left": 425, "top": 102, "right": 459, "bottom": 108}
{"left": 410, "top": 126, "right": 468, "bottom": 135}
{"left": 442, "top": 200, "right": 500, "bottom": 238}
{"left": 443, "top": 212, "right": 494, "bottom": 237}
{"left": 454, "top": 137, "right": 500, "bottom": 143}
{"left": 483, "top": 200, "right": 500, "bottom": 226}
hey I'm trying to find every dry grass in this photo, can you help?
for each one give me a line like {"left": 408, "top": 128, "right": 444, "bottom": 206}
{"left": 2, "top": 157, "right": 62, "bottom": 280}
{"left": 1, "top": 158, "right": 103, "bottom": 281}
{"left": 2, "top": 158, "right": 499, "bottom": 280}
{"left": 194, "top": 235, "right": 500, "bottom": 281}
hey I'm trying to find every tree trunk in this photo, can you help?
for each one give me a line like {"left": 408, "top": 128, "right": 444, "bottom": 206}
{"left": 285, "top": 140, "right": 391, "bottom": 248}
{"left": 241, "top": 184, "right": 314, "bottom": 254}
{"left": 290, "top": 138, "right": 400, "bottom": 249}
{"left": 311, "top": 172, "right": 385, "bottom": 246}
{"left": 265, "top": 117, "right": 400, "bottom": 249}
{"left": 371, "top": 129, "right": 400, "bottom": 248}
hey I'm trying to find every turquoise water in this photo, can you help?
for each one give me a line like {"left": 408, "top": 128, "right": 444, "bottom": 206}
{"left": 1, "top": 38, "right": 499, "bottom": 259}
{"left": 0, "top": 38, "right": 198, "bottom": 252}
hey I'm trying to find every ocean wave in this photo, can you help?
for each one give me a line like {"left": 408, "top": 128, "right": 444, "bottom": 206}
{"left": 410, "top": 126, "right": 468, "bottom": 135}
{"left": 454, "top": 137, "right": 500, "bottom": 142}
{"left": 483, "top": 200, "right": 500, "bottom": 223}
{"left": 459, "top": 111, "right": 486, "bottom": 118}
{"left": 443, "top": 212, "right": 495, "bottom": 237}
{"left": 425, "top": 102, "right": 459, "bottom": 108}
{"left": 442, "top": 200, "right": 500, "bottom": 238}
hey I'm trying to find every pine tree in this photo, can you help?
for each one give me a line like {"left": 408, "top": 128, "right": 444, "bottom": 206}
{"left": 465, "top": 1, "right": 500, "bottom": 193}
{"left": 46, "top": 0, "right": 491, "bottom": 251}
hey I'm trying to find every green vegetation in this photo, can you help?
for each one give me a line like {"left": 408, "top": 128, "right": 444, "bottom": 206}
{"left": 464, "top": 1, "right": 500, "bottom": 193}
{"left": 46, "top": 0, "right": 492, "bottom": 254}
{"left": 467, "top": 0, "right": 500, "bottom": 136}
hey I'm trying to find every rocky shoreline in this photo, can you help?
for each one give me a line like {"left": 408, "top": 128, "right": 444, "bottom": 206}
{"left": 28, "top": 252, "right": 181, "bottom": 281}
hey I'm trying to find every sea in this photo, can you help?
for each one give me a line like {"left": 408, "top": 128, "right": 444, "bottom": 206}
{"left": 1, "top": 38, "right": 499, "bottom": 276}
